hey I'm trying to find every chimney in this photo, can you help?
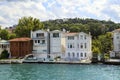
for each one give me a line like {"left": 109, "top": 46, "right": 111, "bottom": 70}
{"left": 62, "top": 28, "right": 66, "bottom": 32}
{"left": 89, "top": 32, "right": 91, "bottom": 35}
{"left": 30, "top": 30, "right": 33, "bottom": 38}
{"left": 47, "top": 29, "right": 50, "bottom": 32}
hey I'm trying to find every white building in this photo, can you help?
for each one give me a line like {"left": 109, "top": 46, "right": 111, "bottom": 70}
{"left": 30, "top": 29, "right": 92, "bottom": 61}
{"left": 31, "top": 30, "right": 49, "bottom": 60}
{"left": 65, "top": 32, "right": 92, "bottom": 61}
{"left": 49, "top": 30, "right": 66, "bottom": 59}
{"left": 110, "top": 29, "right": 120, "bottom": 58}
{"left": 0, "top": 40, "right": 10, "bottom": 56}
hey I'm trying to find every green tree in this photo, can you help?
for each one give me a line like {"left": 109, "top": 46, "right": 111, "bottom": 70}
{"left": 92, "top": 39, "right": 102, "bottom": 57}
{"left": 0, "top": 29, "right": 9, "bottom": 40}
{"left": 98, "top": 32, "right": 113, "bottom": 54}
{"left": 8, "top": 33, "right": 17, "bottom": 39}
{"left": 0, "top": 50, "right": 9, "bottom": 59}
{"left": 15, "top": 16, "right": 44, "bottom": 37}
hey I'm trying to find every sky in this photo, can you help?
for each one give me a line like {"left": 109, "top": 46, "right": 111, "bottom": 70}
{"left": 0, "top": 0, "right": 120, "bottom": 28}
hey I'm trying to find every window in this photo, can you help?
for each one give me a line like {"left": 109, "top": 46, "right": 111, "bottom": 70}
{"left": 84, "top": 35, "right": 87, "bottom": 39}
{"left": 42, "top": 40, "right": 45, "bottom": 44}
{"left": 70, "top": 44, "right": 72, "bottom": 48}
{"left": 80, "top": 43, "right": 83, "bottom": 49}
{"left": 68, "top": 52, "right": 70, "bottom": 57}
{"left": 53, "top": 33, "right": 59, "bottom": 37}
{"left": 73, "top": 52, "right": 75, "bottom": 57}
{"left": 118, "top": 44, "right": 120, "bottom": 49}
{"left": 80, "top": 35, "right": 83, "bottom": 39}
{"left": 68, "top": 43, "right": 74, "bottom": 48}
{"left": 35, "top": 40, "right": 38, "bottom": 43}
{"left": 117, "top": 36, "right": 119, "bottom": 39}
{"left": 7, "top": 45, "right": 9, "bottom": 48}
{"left": 68, "top": 36, "right": 74, "bottom": 40}
{"left": 85, "top": 53, "right": 87, "bottom": 57}
{"left": 77, "top": 36, "right": 79, "bottom": 40}
{"left": 77, "top": 44, "right": 79, "bottom": 48}
{"left": 85, "top": 43, "right": 87, "bottom": 48}
{"left": 81, "top": 53, "right": 83, "bottom": 57}
{"left": 36, "top": 33, "right": 44, "bottom": 37}
{"left": 38, "top": 40, "right": 40, "bottom": 43}
{"left": 1, "top": 45, "right": 6, "bottom": 48}
{"left": 72, "top": 43, "right": 74, "bottom": 48}
{"left": 68, "top": 44, "right": 69, "bottom": 48}
{"left": 77, "top": 53, "right": 79, "bottom": 57}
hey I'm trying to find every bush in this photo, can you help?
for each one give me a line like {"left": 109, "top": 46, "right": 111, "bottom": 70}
{"left": 0, "top": 50, "right": 9, "bottom": 59}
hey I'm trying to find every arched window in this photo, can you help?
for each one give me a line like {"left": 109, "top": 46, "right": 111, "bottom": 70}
{"left": 85, "top": 53, "right": 87, "bottom": 57}
{"left": 70, "top": 44, "right": 72, "bottom": 48}
{"left": 68, "top": 43, "right": 69, "bottom": 48}
{"left": 84, "top": 35, "right": 87, "bottom": 39}
{"left": 73, "top": 52, "right": 75, "bottom": 57}
{"left": 81, "top": 53, "right": 83, "bottom": 57}
{"left": 68, "top": 52, "right": 70, "bottom": 57}
{"left": 85, "top": 43, "right": 87, "bottom": 48}
{"left": 77, "top": 53, "right": 79, "bottom": 57}
{"left": 77, "top": 44, "right": 79, "bottom": 48}
{"left": 80, "top": 44, "right": 83, "bottom": 49}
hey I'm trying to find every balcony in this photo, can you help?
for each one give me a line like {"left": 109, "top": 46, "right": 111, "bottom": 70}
{"left": 32, "top": 50, "right": 47, "bottom": 54}
{"left": 32, "top": 36, "right": 46, "bottom": 39}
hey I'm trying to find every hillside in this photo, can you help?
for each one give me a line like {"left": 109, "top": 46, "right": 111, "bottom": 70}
{"left": 43, "top": 18, "right": 120, "bottom": 38}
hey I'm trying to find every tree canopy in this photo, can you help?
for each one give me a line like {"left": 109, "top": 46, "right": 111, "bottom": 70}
{"left": 0, "top": 29, "right": 9, "bottom": 40}
{"left": 15, "top": 16, "right": 44, "bottom": 37}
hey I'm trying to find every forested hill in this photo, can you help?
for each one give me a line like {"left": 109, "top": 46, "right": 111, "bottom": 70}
{"left": 1, "top": 17, "right": 119, "bottom": 54}
{"left": 43, "top": 18, "right": 120, "bottom": 38}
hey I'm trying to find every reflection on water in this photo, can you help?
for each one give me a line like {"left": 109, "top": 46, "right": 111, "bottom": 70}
{"left": 0, "top": 64, "right": 120, "bottom": 80}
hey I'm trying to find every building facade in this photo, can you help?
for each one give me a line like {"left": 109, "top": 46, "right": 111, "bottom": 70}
{"left": 110, "top": 29, "right": 120, "bottom": 58}
{"left": 9, "top": 37, "right": 33, "bottom": 58}
{"left": 0, "top": 40, "right": 10, "bottom": 56}
{"left": 31, "top": 30, "right": 49, "bottom": 60}
{"left": 50, "top": 30, "right": 66, "bottom": 59}
{"left": 30, "top": 29, "right": 92, "bottom": 61}
{"left": 65, "top": 32, "right": 92, "bottom": 61}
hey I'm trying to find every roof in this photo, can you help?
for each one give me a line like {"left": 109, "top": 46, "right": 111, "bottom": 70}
{"left": 113, "top": 28, "right": 120, "bottom": 32}
{"left": 32, "top": 30, "right": 48, "bottom": 33}
{"left": 65, "top": 32, "right": 91, "bottom": 36}
{"left": 50, "top": 30, "right": 61, "bottom": 33}
{"left": 9, "top": 37, "right": 32, "bottom": 42}
{"left": 65, "top": 33, "right": 78, "bottom": 36}
{"left": 0, "top": 40, "right": 9, "bottom": 44}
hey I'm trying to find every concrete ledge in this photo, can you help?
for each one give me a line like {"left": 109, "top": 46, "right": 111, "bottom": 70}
{"left": 0, "top": 59, "right": 23, "bottom": 64}
{"left": 104, "top": 59, "right": 120, "bottom": 65}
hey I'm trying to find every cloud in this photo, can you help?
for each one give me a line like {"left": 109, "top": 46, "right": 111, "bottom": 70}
{"left": 0, "top": 0, "right": 120, "bottom": 28}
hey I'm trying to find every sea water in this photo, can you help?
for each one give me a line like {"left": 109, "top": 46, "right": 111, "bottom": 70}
{"left": 0, "top": 64, "right": 120, "bottom": 80}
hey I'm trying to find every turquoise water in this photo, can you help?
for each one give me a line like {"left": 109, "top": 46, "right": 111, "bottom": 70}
{"left": 0, "top": 64, "right": 120, "bottom": 80}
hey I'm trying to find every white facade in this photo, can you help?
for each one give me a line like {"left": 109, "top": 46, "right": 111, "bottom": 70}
{"left": 50, "top": 30, "right": 66, "bottom": 59}
{"left": 110, "top": 29, "right": 120, "bottom": 57}
{"left": 0, "top": 40, "right": 10, "bottom": 56}
{"left": 31, "top": 30, "right": 49, "bottom": 60}
{"left": 31, "top": 29, "right": 92, "bottom": 61}
{"left": 65, "top": 32, "right": 92, "bottom": 61}
{"left": 113, "top": 29, "right": 120, "bottom": 52}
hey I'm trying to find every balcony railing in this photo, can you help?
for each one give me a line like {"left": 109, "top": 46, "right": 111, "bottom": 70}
{"left": 32, "top": 50, "right": 47, "bottom": 54}
{"left": 32, "top": 36, "right": 47, "bottom": 39}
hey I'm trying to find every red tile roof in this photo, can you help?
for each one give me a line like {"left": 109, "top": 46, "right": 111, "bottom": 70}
{"left": 113, "top": 28, "right": 120, "bottom": 32}
{"left": 65, "top": 33, "right": 78, "bottom": 36}
{"left": 9, "top": 37, "right": 32, "bottom": 42}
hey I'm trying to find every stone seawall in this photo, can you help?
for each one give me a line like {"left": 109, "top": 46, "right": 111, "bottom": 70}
{"left": 0, "top": 59, "right": 23, "bottom": 64}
